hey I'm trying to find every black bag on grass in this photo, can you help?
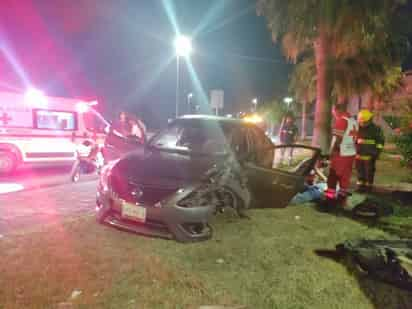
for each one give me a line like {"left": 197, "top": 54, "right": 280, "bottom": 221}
{"left": 316, "top": 193, "right": 394, "bottom": 218}
{"left": 351, "top": 195, "right": 394, "bottom": 218}
{"left": 337, "top": 239, "right": 412, "bottom": 291}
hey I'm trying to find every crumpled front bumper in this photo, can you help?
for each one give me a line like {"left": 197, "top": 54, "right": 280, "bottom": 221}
{"left": 96, "top": 184, "right": 216, "bottom": 243}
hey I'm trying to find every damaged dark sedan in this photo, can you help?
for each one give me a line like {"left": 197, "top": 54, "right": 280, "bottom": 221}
{"left": 96, "top": 115, "right": 320, "bottom": 242}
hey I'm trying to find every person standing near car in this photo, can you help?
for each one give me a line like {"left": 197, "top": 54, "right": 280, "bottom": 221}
{"left": 279, "top": 114, "right": 298, "bottom": 165}
{"left": 355, "top": 109, "right": 385, "bottom": 192}
{"left": 324, "top": 102, "right": 358, "bottom": 208}
{"left": 129, "top": 114, "right": 147, "bottom": 144}
{"left": 112, "top": 111, "right": 131, "bottom": 136}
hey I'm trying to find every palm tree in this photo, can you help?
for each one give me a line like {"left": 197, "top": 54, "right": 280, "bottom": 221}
{"left": 289, "top": 57, "right": 316, "bottom": 140}
{"left": 257, "top": 0, "right": 408, "bottom": 153}
{"left": 290, "top": 51, "right": 405, "bottom": 137}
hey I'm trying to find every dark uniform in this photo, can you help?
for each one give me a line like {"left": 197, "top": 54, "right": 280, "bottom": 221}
{"left": 355, "top": 122, "right": 384, "bottom": 191}
{"left": 279, "top": 118, "right": 298, "bottom": 165}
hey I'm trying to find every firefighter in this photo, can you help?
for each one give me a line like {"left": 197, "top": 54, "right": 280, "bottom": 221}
{"left": 325, "top": 102, "right": 358, "bottom": 207}
{"left": 355, "top": 109, "right": 385, "bottom": 192}
{"left": 279, "top": 114, "right": 298, "bottom": 165}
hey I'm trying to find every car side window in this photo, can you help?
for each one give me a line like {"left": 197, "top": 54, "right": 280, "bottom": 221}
{"left": 230, "top": 128, "right": 249, "bottom": 157}
{"left": 273, "top": 146, "right": 319, "bottom": 175}
{"left": 247, "top": 127, "right": 275, "bottom": 168}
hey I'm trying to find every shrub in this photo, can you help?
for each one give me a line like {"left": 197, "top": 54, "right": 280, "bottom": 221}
{"left": 394, "top": 131, "right": 412, "bottom": 166}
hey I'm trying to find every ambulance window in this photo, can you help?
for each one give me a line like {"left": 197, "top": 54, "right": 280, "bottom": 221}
{"left": 83, "top": 111, "right": 107, "bottom": 134}
{"left": 34, "top": 110, "right": 76, "bottom": 131}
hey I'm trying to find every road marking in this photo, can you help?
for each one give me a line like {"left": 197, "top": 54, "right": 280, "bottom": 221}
{"left": 0, "top": 183, "right": 25, "bottom": 194}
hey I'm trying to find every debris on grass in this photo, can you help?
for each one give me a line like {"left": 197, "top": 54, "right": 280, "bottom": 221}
{"left": 57, "top": 302, "right": 73, "bottom": 309}
{"left": 199, "top": 306, "right": 246, "bottom": 309}
{"left": 216, "top": 258, "right": 225, "bottom": 264}
{"left": 69, "top": 290, "right": 82, "bottom": 300}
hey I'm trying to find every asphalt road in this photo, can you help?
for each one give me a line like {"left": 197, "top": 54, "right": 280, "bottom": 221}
{"left": 0, "top": 179, "right": 97, "bottom": 236}
{"left": 0, "top": 165, "right": 98, "bottom": 194}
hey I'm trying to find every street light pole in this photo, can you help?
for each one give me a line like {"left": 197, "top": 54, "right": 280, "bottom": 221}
{"left": 175, "top": 56, "right": 180, "bottom": 118}
{"left": 252, "top": 98, "right": 258, "bottom": 112}
{"left": 187, "top": 92, "right": 193, "bottom": 114}
{"left": 283, "top": 97, "right": 293, "bottom": 110}
{"left": 174, "top": 35, "right": 193, "bottom": 118}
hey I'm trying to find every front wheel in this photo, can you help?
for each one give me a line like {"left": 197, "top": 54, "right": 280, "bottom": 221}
{"left": 0, "top": 152, "right": 17, "bottom": 175}
{"left": 95, "top": 198, "right": 110, "bottom": 224}
{"left": 70, "top": 161, "right": 81, "bottom": 182}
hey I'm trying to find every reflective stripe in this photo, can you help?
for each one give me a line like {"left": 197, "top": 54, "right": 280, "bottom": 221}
{"left": 356, "top": 180, "right": 365, "bottom": 185}
{"left": 376, "top": 144, "right": 383, "bottom": 149}
{"left": 333, "top": 129, "right": 344, "bottom": 136}
{"left": 356, "top": 155, "right": 372, "bottom": 160}
{"left": 325, "top": 189, "right": 336, "bottom": 199}
{"left": 357, "top": 138, "right": 376, "bottom": 145}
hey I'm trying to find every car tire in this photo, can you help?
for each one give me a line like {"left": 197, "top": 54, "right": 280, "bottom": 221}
{"left": 70, "top": 161, "right": 81, "bottom": 182}
{"left": 95, "top": 199, "right": 110, "bottom": 224}
{"left": 221, "top": 187, "right": 249, "bottom": 218}
{"left": 0, "top": 152, "right": 17, "bottom": 175}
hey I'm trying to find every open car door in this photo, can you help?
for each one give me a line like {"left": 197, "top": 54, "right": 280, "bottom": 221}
{"left": 245, "top": 144, "right": 321, "bottom": 208}
{"left": 103, "top": 130, "right": 144, "bottom": 162}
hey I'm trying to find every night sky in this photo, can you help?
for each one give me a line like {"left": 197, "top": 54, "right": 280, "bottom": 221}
{"left": 0, "top": 0, "right": 410, "bottom": 127}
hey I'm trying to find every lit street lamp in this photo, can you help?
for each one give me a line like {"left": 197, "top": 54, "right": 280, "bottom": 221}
{"left": 187, "top": 92, "right": 193, "bottom": 114}
{"left": 174, "top": 35, "right": 193, "bottom": 118}
{"left": 283, "top": 97, "right": 293, "bottom": 109}
{"left": 252, "top": 97, "right": 258, "bottom": 112}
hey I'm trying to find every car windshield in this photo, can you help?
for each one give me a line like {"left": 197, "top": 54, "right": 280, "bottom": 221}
{"left": 149, "top": 119, "right": 232, "bottom": 155}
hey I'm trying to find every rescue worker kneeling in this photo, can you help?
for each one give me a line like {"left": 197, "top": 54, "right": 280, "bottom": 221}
{"left": 355, "top": 109, "right": 385, "bottom": 192}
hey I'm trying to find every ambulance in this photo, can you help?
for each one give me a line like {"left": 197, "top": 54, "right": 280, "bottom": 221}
{"left": 0, "top": 89, "right": 109, "bottom": 174}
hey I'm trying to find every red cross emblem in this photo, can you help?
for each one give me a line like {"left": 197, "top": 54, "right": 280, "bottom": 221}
{"left": 0, "top": 112, "right": 12, "bottom": 125}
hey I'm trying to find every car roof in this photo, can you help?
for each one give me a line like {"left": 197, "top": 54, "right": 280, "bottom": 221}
{"left": 177, "top": 114, "right": 246, "bottom": 125}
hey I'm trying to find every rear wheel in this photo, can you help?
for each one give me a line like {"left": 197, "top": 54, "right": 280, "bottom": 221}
{"left": 0, "top": 152, "right": 17, "bottom": 175}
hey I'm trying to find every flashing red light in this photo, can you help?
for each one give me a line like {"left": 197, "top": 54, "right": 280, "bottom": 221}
{"left": 24, "top": 88, "right": 47, "bottom": 107}
{"left": 76, "top": 100, "right": 98, "bottom": 113}
{"left": 76, "top": 101, "right": 90, "bottom": 113}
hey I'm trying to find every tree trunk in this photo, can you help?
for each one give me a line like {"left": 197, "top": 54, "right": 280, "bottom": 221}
{"left": 367, "top": 96, "right": 375, "bottom": 111}
{"left": 358, "top": 95, "right": 362, "bottom": 111}
{"left": 301, "top": 100, "right": 307, "bottom": 140}
{"left": 312, "top": 29, "right": 332, "bottom": 154}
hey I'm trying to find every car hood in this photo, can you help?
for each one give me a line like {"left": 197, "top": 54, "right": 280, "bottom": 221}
{"left": 110, "top": 148, "right": 214, "bottom": 195}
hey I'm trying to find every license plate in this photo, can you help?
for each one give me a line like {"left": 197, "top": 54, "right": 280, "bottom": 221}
{"left": 121, "top": 201, "right": 146, "bottom": 222}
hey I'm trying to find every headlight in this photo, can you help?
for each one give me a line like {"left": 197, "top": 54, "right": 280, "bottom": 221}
{"left": 99, "top": 160, "right": 118, "bottom": 191}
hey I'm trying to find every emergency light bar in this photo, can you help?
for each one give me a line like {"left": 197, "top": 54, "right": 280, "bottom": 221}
{"left": 24, "top": 88, "right": 48, "bottom": 107}
{"left": 76, "top": 100, "right": 98, "bottom": 113}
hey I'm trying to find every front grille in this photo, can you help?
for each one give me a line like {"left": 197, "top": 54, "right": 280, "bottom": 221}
{"left": 126, "top": 181, "right": 178, "bottom": 205}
